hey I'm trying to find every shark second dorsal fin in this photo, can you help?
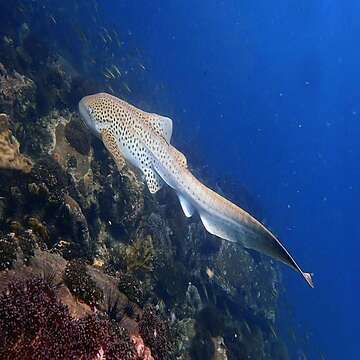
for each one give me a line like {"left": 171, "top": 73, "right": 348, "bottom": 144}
{"left": 178, "top": 193, "right": 195, "bottom": 217}
{"left": 146, "top": 114, "right": 173, "bottom": 143}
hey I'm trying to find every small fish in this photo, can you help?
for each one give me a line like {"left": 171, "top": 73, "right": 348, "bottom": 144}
{"left": 3, "top": 36, "right": 13, "bottom": 45}
{"left": 112, "top": 65, "right": 122, "bottom": 77}
{"left": 122, "top": 82, "right": 132, "bottom": 93}
{"left": 269, "top": 325, "right": 278, "bottom": 339}
{"left": 99, "top": 32, "right": 107, "bottom": 44}
{"left": 103, "top": 72, "right": 112, "bottom": 80}
{"left": 49, "top": 15, "right": 57, "bottom": 25}
{"left": 138, "top": 63, "right": 146, "bottom": 71}
{"left": 243, "top": 321, "right": 251, "bottom": 334}
{"left": 105, "top": 68, "right": 116, "bottom": 79}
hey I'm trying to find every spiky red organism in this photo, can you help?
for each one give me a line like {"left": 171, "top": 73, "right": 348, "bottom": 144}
{"left": 0, "top": 277, "right": 137, "bottom": 360}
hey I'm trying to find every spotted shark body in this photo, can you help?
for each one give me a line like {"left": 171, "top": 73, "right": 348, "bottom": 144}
{"left": 79, "top": 93, "right": 313, "bottom": 288}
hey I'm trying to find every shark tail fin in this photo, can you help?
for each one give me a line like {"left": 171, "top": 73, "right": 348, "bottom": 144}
{"left": 303, "top": 272, "right": 314, "bottom": 288}
{"left": 198, "top": 205, "right": 314, "bottom": 288}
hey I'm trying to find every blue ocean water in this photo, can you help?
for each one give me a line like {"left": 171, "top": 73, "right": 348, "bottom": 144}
{"left": 101, "top": 2, "right": 359, "bottom": 358}
{"left": 0, "top": 1, "right": 358, "bottom": 358}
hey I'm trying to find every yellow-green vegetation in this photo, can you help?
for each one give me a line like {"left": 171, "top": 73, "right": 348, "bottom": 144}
{"left": 123, "top": 235, "right": 154, "bottom": 273}
{"left": 27, "top": 217, "right": 49, "bottom": 243}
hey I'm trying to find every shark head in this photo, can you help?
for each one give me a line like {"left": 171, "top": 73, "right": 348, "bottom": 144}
{"left": 79, "top": 93, "right": 115, "bottom": 136}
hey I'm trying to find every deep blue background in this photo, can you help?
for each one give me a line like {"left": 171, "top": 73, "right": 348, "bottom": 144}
{"left": 103, "top": 2, "right": 360, "bottom": 358}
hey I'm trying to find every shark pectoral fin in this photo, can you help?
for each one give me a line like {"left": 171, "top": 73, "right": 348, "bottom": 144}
{"left": 143, "top": 167, "right": 164, "bottom": 194}
{"left": 178, "top": 193, "right": 195, "bottom": 217}
{"left": 147, "top": 114, "right": 173, "bottom": 143}
{"left": 101, "top": 129, "right": 126, "bottom": 170}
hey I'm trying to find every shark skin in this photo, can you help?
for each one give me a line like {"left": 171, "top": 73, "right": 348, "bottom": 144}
{"left": 79, "top": 93, "right": 314, "bottom": 288}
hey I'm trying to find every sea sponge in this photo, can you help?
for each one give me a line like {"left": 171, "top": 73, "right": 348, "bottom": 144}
{"left": 0, "top": 113, "right": 32, "bottom": 172}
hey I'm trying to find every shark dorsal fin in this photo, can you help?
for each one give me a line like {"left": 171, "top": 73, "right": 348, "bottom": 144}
{"left": 171, "top": 147, "right": 187, "bottom": 168}
{"left": 146, "top": 114, "right": 173, "bottom": 143}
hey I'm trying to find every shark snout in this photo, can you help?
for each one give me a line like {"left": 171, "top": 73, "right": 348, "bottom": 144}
{"left": 79, "top": 96, "right": 99, "bottom": 136}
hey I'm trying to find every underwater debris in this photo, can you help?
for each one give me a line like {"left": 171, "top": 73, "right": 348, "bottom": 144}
{"left": 0, "top": 113, "right": 33, "bottom": 172}
{"left": 63, "top": 259, "right": 103, "bottom": 306}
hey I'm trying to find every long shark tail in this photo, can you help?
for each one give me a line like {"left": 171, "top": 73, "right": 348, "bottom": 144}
{"left": 198, "top": 207, "right": 314, "bottom": 288}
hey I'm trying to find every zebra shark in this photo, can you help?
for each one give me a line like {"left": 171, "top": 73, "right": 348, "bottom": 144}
{"left": 79, "top": 93, "right": 313, "bottom": 288}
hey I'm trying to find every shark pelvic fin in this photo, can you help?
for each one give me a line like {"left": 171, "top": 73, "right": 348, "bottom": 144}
{"left": 147, "top": 114, "right": 173, "bottom": 143}
{"left": 178, "top": 194, "right": 195, "bottom": 217}
{"left": 143, "top": 166, "right": 164, "bottom": 194}
{"left": 199, "top": 211, "right": 238, "bottom": 242}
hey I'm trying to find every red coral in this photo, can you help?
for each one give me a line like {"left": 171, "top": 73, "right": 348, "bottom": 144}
{"left": 0, "top": 277, "right": 137, "bottom": 360}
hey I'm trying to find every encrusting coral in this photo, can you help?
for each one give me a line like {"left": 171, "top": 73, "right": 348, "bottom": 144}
{"left": 0, "top": 113, "right": 33, "bottom": 172}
